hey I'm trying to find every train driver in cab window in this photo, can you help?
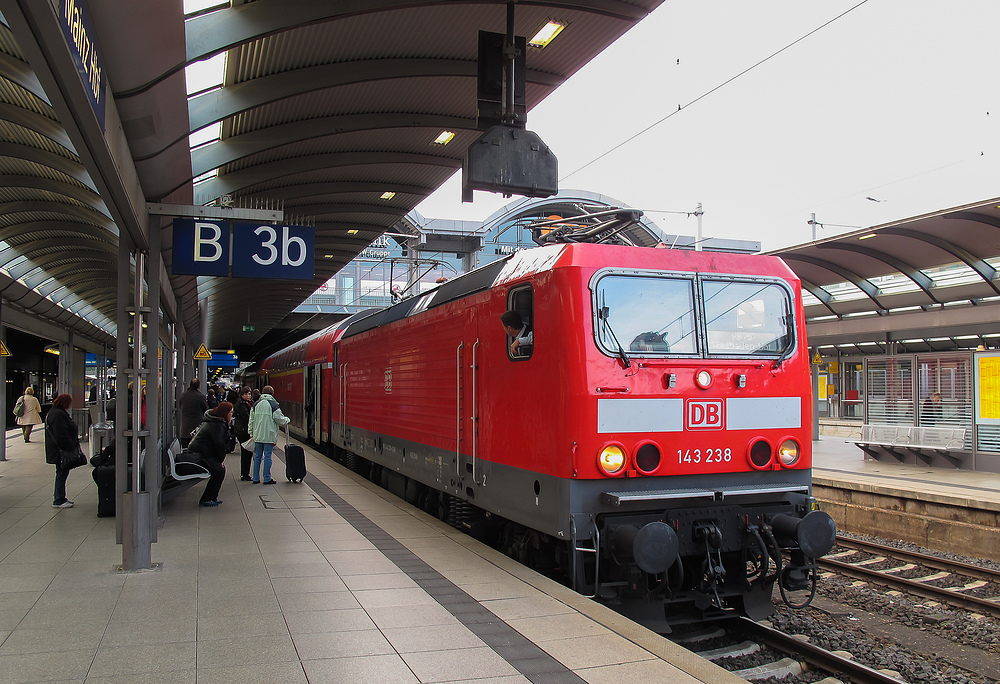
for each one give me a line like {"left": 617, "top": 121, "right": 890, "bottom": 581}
{"left": 500, "top": 310, "right": 533, "bottom": 357}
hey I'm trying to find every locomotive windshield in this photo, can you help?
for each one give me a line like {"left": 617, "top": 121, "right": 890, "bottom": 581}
{"left": 594, "top": 275, "right": 698, "bottom": 355}
{"left": 703, "top": 280, "right": 793, "bottom": 355}
{"left": 593, "top": 274, "right": 794, "bottom": 358}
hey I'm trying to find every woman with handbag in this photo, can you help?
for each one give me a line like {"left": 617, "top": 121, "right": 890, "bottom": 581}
{"left": 14, "top": 386, "right": 42, "bottom": 443}
{"left": 44, "top": 393, "right": 80, "bottom": 509}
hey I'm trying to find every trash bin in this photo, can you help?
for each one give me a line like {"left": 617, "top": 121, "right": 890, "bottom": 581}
{"left": 90, "top": 422, "right": 115, "bottom": 459}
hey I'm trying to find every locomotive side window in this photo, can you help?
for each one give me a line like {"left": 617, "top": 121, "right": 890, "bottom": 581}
{"left": 703, "top": 281, "right": 793, "bottom": 355}
{"left": 594, "top": 276, "right": 697, "bottom": 356}
{"left": 504, "top": 287, "right": 534, "bottom": 360}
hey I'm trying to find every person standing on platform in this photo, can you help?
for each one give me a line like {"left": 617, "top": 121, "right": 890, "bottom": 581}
{"left": 234, "top": 386, "right": 254, "bottom": 481}
{"left": 178, "top": 378, "right": 209, "bottom": 448}
{"left": 250, "top": 385, "right": 289, "bottom": 485}
{"left": 187, "top": 401, "right": 233, "bottom": 507}
{"left": 923, "top": 391, "right": 943, "bottom": 426}
{"left": 44, "top": 393, "right": 79, "bottom": 508}
{"left": 15, "top": 386, "right": 42, "bottom": 443}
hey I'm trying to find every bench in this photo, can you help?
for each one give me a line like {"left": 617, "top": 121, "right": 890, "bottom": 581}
{"left": 851, "top": 424, "right": 967, "bottom": 466}
{"left": 163, "top": 439, "right": 210, "bottom": 496}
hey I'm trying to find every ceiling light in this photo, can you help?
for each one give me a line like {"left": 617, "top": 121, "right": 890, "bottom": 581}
{"left": 44, "top": 344, "right": 59, "bottom": 355}
{"left": 858, "top": 233, "right": 877, "bottom": 240}
{"left": 324, "top": 254, "right": 334, "bottom": 259}
{"left": 432, "top": 131, "right": 455, "bottom": 146}
{"left": 528, "top": 20, "right": 567, "bottom": 48}
{"left": 347, "top": 229, "right": 358, "bottom": 235}
{"left": 380, "top": 191, "right": 396, "bottom": 200}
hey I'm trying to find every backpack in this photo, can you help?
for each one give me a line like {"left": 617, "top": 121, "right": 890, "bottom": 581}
{"left": 13, "top": 396, "right": 24, "bottom": 417}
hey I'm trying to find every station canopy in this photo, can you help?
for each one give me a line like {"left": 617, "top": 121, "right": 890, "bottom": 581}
{"left": 771, "top": 197, "right": 1000, "bottom": 355}
{"left": 0, "top": 0, "right": 664, "bottom": 353}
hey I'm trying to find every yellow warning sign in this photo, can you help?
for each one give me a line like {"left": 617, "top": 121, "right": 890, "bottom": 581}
{"left": 193, "top": 344, "right": 213, "bottom": 361}
{"left": 812, "top": 351, "right": 822, "bottom": 364}
{"left": 0, "top": 341, "right": 9, "bottom": 357}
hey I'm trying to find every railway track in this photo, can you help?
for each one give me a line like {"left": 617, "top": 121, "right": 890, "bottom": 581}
{"left": 820, "top": 536, "right": 1000, "bottom": 618}
{"left": 675, "top": 617, "right": 906, "bottom": 683}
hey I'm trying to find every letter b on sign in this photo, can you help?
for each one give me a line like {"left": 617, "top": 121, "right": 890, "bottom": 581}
{"left": 686, "top": 399, "right": 724, "bottom": 430}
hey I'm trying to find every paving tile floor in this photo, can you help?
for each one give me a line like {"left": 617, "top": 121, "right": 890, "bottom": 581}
{"left": 0, "top": 429, "right": 733, "bottom": 684}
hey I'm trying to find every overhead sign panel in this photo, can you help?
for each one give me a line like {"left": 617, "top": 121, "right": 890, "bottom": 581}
{"left": 171, "top": 219, "right": 314, "bottom": 280}
{"left": 60, "top": 0, "right": 106, "bottom": 132}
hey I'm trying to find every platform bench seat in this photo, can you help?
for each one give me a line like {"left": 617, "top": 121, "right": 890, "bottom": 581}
{"left": 162, "top": 439, "right": 210, "bottom": 498}
{"left": 852, "top": 424, "right": 967, "bottom": 453}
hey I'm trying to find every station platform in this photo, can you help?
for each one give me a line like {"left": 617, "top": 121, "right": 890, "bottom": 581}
{"left": 811, "top": 434, "right": 1000, "bottom": 561}
{"left": 813, "top": 434, "right": 1000, "bottom": 511}
{"left": 0, "top": 429, "right": 738, "bottom": 684}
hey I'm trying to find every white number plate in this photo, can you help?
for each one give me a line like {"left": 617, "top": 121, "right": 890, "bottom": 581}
{"left": 677, "top": 447, "right": 732, "bottom": 465}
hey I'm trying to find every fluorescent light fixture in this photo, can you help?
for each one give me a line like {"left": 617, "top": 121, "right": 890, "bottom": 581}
{"left": 432, "top": 131, "right": 455, "bottom": 145}
{"left": 44, "top": 344, "right": 59, "bottom": 355}
{"left": 380, "top": 191, "right": 396, "bottom": 200}
{"left": 858, "top": 233, "right": 877, "bottom": 240}
{"left": 347, "top": 229, "right": 358, "bottom": 235}
{"left": 528, "top": 20, "right": 567, "bottom": 48}
{"left": 324, "top": 254, "right": 334, "bottom": 259}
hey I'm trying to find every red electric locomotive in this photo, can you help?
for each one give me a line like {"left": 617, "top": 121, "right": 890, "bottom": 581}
{"left": 260, "top": 240, "right": 836, "bottom": 627}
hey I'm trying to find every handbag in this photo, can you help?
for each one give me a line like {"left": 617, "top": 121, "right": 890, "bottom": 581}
{"left": 241, "top": 436, "right": 255, "bottom": 451}
{"left": 59, "top": 445, "right": 87, "bottom": 470}
{"left": 13, "top": 396, "right": 24, "bottom": 417}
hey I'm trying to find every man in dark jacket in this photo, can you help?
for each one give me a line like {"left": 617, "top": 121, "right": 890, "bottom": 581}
{"left": 187, "top": 402, "right": 232, "bottom": 506}
{"left": 233, "top": 386, "right": 254, "bottom": 481}
{"left": 178, "top": 378, "right": 209, "bottom": 447}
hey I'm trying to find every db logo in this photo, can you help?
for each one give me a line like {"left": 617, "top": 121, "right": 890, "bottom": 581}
{"left": 686, "top": 399, "right": 724, "bottom": 430}
{"left": 384, "top": 367, "right": 393, "bottom": 394}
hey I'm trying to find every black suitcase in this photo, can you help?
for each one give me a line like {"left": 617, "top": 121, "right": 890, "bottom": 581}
{"left": 93, "top": 464, "right": 116, "bottom": 517}
{"left": 284, "top": 428, "right": 306, "bottom": 482}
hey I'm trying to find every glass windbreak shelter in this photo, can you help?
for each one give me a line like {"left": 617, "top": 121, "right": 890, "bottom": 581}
{"left": 862, "top": 352, "right": 1000, "bottom": 471}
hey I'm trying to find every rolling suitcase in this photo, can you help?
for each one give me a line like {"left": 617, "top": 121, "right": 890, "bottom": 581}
{"left": 284, "top": 426, "right": 306, "bottom": 482}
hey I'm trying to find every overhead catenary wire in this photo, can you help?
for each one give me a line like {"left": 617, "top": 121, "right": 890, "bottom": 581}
{"left": 560, "top": 0, "right": 871, "bottom": 183}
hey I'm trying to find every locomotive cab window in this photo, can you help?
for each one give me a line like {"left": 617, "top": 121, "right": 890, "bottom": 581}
{"left": 503, "top": 287, "right": 533, "bottom": 360}
{"left": 703, "top": 280, "right": 793, "bottom": 356}
{"left": 593, "top": 275, "right": 697, "bottom": 357}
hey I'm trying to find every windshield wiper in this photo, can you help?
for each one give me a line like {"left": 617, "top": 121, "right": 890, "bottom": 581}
{"left": 599, "top": 306, "right": 631, "bottom": 369}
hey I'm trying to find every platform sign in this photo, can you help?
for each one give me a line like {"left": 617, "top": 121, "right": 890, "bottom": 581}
{"left": 60, "top": 0, "right": 106, "bottom": 132}
{"left": 193, "top": 344, "right": 213, "bottom": 361}
{"left": 172, "top": 220, "right": 231, "bottom": 276}
{"left": 975, "top": 352, "right": 1000, "bottom": 425}
{"left": 171, "top": 219, "right": 314, "bottom": 280}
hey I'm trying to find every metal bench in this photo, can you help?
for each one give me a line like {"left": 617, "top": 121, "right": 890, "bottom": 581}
{"left": 851, "top": 424, "right": 967, "bottom": 466}
{"left": 162, "top": 439, "right": 210, "bottom": 498}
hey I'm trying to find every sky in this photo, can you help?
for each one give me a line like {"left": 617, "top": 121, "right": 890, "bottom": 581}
{"left": 416, "top": 0, "right": 1000, "bottom": 252}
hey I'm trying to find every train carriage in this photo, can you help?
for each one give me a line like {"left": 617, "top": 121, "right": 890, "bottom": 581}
{"left": 260, "top": 242, "right": 835, "bottom": 628}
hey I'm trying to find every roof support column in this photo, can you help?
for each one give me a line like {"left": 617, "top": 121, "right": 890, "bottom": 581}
{"left": 144, "top": 217, "right": 161, "bottom": 532}
{"left": 0, "top": 302, "right": 6, "bottom": 462}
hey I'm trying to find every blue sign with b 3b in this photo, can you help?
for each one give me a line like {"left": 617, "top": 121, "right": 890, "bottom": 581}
{"left": 172, "top": 219, "right": 314, "bottom": 280}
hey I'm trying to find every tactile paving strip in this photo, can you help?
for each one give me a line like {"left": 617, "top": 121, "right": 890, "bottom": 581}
{"left": 294, "top": 463, "right": 587, "bottom": 684}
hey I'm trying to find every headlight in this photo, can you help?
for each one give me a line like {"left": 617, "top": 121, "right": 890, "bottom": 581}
{"left": 598, "top": 444, "right": 627, "bottom": 475}
{"left": 777, "top": 439, "right": 800, "bottom": 466}
{"left": 695, "top": 369, "right": 713, "bottom": 389}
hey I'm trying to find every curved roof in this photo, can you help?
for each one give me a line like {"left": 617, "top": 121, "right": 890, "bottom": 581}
{"left": 770, "top": 197, "right": 1000, "bottom": 352}
{"left": 0, "top": 0, "right": 664, "bottom": 351}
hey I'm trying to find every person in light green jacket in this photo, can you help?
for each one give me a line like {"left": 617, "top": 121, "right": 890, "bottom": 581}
{"left": 250, "top": 385, "right": 290, "bottom": 484}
